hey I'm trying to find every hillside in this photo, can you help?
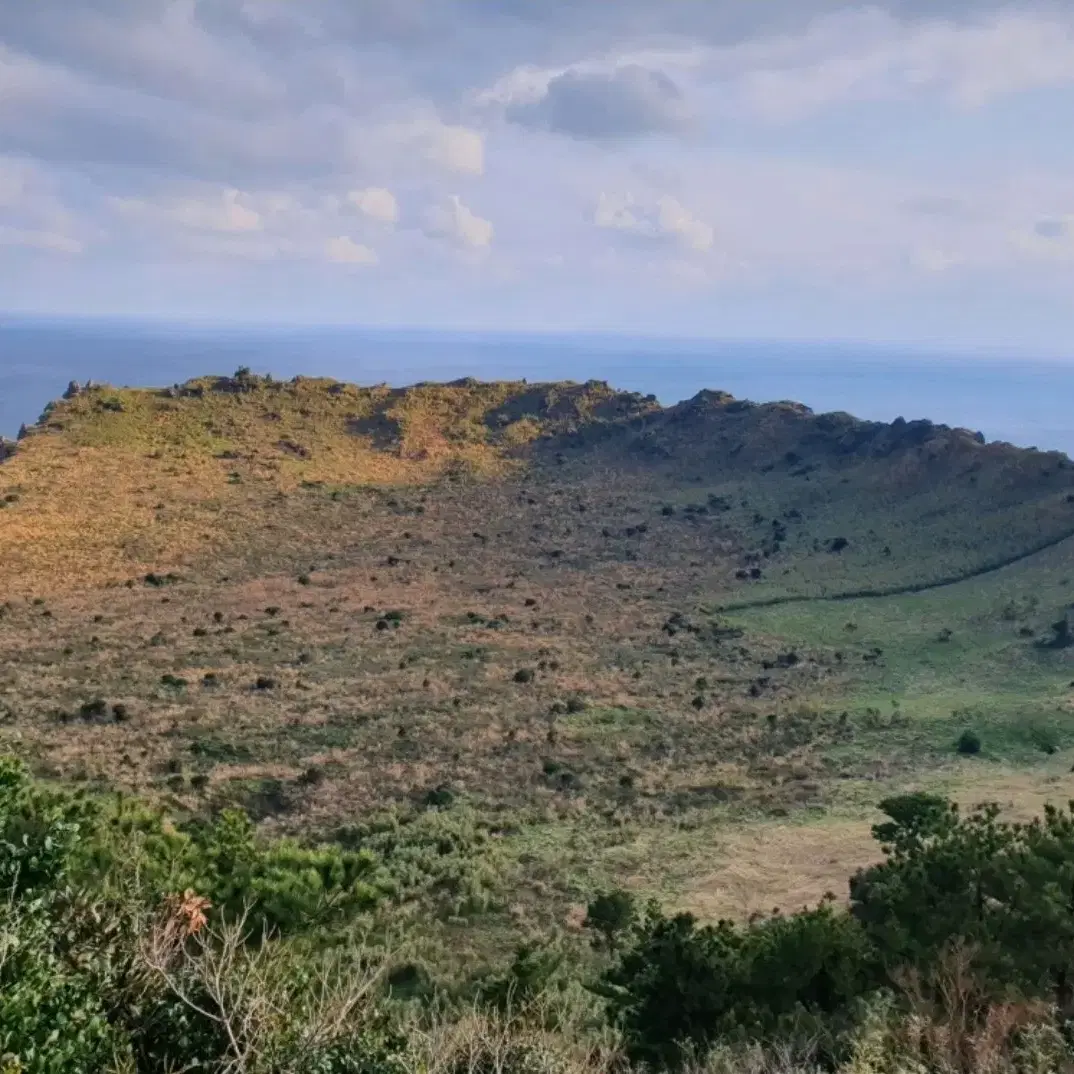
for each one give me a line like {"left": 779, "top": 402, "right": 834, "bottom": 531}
{"left": 4, "top": 372, "right": 1071, "bottom": 597}
{"left": 2, "top": 371, "right": 1074, "bottom": 937}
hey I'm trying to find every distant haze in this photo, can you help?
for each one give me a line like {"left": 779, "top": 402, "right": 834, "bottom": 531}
{"left": 2, "top": 318, "right": 1071, "bottom": 457}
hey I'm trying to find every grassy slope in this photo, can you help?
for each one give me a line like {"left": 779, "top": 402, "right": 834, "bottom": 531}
{"left": 0, "top": 374, "right": 656, "bottom": 593}
{"left": 2, "top": 372, "right": 1074, "bottom": 952}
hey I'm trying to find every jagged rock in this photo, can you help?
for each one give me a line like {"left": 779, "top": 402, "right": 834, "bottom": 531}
{"left": 684, "top": 389, "right": 735, "bottom": 410}
{"left": 62, "top": 380, "right": 82, "bottom": 399}
{"left": 0, "top": 437, "right": 15, "bottom": 461}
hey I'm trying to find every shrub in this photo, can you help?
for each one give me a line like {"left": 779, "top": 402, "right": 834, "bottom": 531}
{"left": 477, "top": 942, "right": 566, "bottom": 1014}
{"left": 600, "top": 901, "right": 875, "bottom": 1068}
{"left": 144, "top": 572, "right": 180, "bottom": 587}
{"left": 514, "top": 668, "right": 535, "bottom": 684}
{"left": 425, "top": 1013, "right": 574, "bottom": 1074}
{"left": 78, "top": 698, "right": 108, "bottom": 720}
{"left": 0, "top": 757, "right": 415, "bottom": 1069}
{"left": 849, "top": 793, "right": 1074, "bottom": 1008}
{"left": 0, "top": 898, "right": 126, "bottom": 1073}
{"left": 956, "top": 729, "right": 982, "bottom": 755}
{"left": 585, "top": 889, "right": 636, "bottom": 951}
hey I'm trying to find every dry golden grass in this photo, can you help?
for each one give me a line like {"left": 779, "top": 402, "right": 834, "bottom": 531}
{"left": 680, "top": 761, "right": 1074, "bottom": 921}
{"left": 0, "top": 376, "right": 657, "bottom": 595}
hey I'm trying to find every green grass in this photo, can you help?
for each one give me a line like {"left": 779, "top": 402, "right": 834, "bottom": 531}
{"left": 728, "top": 540, "right": 1074, "bottom": 770}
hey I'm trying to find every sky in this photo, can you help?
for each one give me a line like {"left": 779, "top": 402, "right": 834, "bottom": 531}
{"left": 2, "top": 1, "right": 1074, "bottom": 351}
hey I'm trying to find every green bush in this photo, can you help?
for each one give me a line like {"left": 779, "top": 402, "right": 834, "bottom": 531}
{"left": 0, "top": 899, "right": 126, "bottom": 1074}
{"left": 477, "top": 941, "right": 566, "bottom": 1014}
{"left": 956, "top": 728, "right": 982, "bottom": 755}
{"left": 183, "top": 808, "right": 385, "bottom": 933}
{"left": 0, "top": 758, "right": 388, "bottom": 936}
{"left": 0, "top": 758, "right": 409, "bottom": 1072}
{"left": 11, "top": 746, "right": 1074, "bottom": 1070}
{"left": 850, "top": 793, "right": 1074, "bottom": 1006}
{"left": 584, "top": 889, "right": 636, "bottom": 952}
{"left": 600, "top": 901, "right": 875, "bottom": 1068}
{"left": 0, "top": 757, "right": 89, "bottom": 894}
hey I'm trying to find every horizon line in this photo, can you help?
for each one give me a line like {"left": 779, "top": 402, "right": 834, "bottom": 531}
{"left": 3, "top": 310, "right": 1074, "bottom": 364}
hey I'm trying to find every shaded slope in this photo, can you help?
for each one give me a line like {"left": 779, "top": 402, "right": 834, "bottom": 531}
{"left": 542, "top": 389, "right": 1074, "bottom": 601}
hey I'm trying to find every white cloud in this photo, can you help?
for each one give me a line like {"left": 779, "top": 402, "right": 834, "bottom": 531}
{"left": 4, "top": 0, "right": 1074, "bottom": 341}
{"left": 913, "top": 246, "right": 961, "bottom": 273}
{"left": 594, "top": 192, "right": 713, "bottom": 252}
{"left": 657, "top": 196, "right": 714, "bottom": 252}
{"left": 1010, "top": 216, "right": 1074, "bottom": 262}
{"left": 173, "top": 188, "right": 263, "bottom": 232}
{"left": 482, "top": 9, "right": 1074, "bottom": 133}
{"left": 348, "top": 186, "right": 398, "bottom": 223}
{"left": 108, "top": 184, "right": 387, "bottom": 264}
{"left": 426, "top": 124, "right": 485, "bottom": 175}
{"left": 477, "top": 48, "right": 709, "bottom": 113}
{"left": 114, "top": 187, "right": 263, "bottom": 233}
{"left": 424, "top": 195, "right": 493, "bottom": 247}
{"left": 369, "top": 118, "right": 485, "bottom": 176}
{"left": 729, "top": 9, "right": 1074, "bottom": 120}
{"left": 0, "top": 154, "right": 92, "bottom": 253}
{"left": 324, "top": 235, "right": 378, "bottom": 264}
{"left": 0, "top": 225, "right": 83, "bottom": 254}
{"left": 504, "top": 64, "right": 691, "bottom": 140}
{"left": 594, "top": 192, "right": 645, "bottom": 233}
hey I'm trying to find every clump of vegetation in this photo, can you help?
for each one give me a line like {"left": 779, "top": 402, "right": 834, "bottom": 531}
{"left": 146, "top": 571, "right": 179, "bottom": 588}
{"left": 1038, "top": 613, "right": 1073, "bottom": 650}
{"left": 956, "top": 729, "right": 982, "bottom": 755}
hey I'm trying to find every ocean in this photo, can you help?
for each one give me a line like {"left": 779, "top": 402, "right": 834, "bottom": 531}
{"left": 2, "top": 317, "right": 1072, "bottom": 456}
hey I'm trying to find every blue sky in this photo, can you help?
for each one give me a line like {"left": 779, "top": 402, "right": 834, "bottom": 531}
{"left": 2, "top": 1, "right": 1074, "bottom": 352}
